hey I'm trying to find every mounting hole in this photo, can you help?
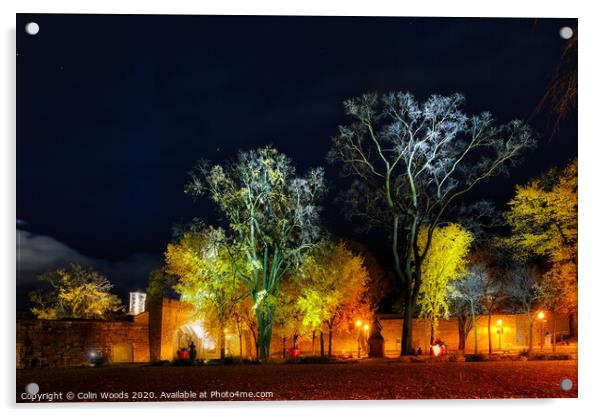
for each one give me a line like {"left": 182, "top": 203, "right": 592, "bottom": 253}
{"left": 25, "top": 22, "right": 40, "bottom": 36}
{"left": 560, "top": 378, "right": 573, "bottom": 391}
{"left": 559, "top": 26, "right": 573, "bottom": 40}
{"left": 25, "top": 382, "right": 39, "bottom": 395}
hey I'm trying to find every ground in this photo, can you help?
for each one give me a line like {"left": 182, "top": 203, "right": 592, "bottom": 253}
{"left": 16, "top": 360, "right": 577, "bottom": 402}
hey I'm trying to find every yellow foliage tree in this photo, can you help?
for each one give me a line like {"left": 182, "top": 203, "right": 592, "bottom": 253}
{"left": 29, "top": 263, "right": 124, "bottom": 319}
{"left": 298, "top": 240, "right": 371, "bottom": 357}
{"left": 505, "top": 160, "right": 577, "bottom": 335}
{"left": 165, "top": 227, "right": 247, "bottom": 359}
{"left": 417, "top": 224, "right": 473, "bottom": 346}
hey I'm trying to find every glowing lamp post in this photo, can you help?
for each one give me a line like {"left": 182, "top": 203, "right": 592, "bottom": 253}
{"left": 496, "top": 319, "right": 503, "bottom": 350}
{"left": 537, "top": 311, "right": 545, "bottom": 351}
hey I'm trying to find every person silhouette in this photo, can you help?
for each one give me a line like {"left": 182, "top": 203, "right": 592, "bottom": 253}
{"left": 189, "top": 341, "right": 197, "bottom": 362}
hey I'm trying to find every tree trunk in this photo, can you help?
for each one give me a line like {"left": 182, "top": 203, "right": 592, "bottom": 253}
{"left": 424, "top": 318, "right": 429, "bottom": 353}
{"left": 552, "top": 313, "right": 557, "bottom": 353}
{"left": 311, "top": 331, "right": 315, "bottom": 355}
{"left": 472, "top": 305, "right": 478, "bottom": 354}
{"left": 527, "top": 313, "right": 533, "bottom": 353}
{"left": 328, "top": 323, "right": 333, "bottom": 357}
{"left": 238, "top": 328, "right": 243, "bottom": 358}
{"left": 249, "top": 326, "right": 259, "bottom": 360}
{"left": 401, "top": 289, "right": 414, "bottom": 355}
{"left": 568, "top": 312, "right": 577, "bottom": 339}
{"left": 487, "top": 312, "right": 492, "bottom": 354}
{"left": 219, "top": 329, "right": 226, "bottom": 360}
{"left": 457, "top": 316, "right": 466, "bottom": 352}
{"left": 429, "top": 315, "right": 435, "bottom": 346}
{"left": 255, "top": 303, "right": 274, "bottom": 362}
{"left": 282, "top": 337, "right": 287, "bottom": 359}
{"left": 319, "top": 331, "right": 325, "bottom": 357}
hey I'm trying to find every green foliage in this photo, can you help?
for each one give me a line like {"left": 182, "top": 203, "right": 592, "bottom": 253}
{"left": 185, "top": 146, "right": 325, "bottom": 360}
{"left": 504, "top": 159, "right": 577, "bottom": 314}
{"left": 417, "top": 224, "right": 473, "bottom": 338}
{"left": 165, "top": 226, "right": 246, "bottom": 328}
{"left": 29, "top": 263, "right": 124, "bottom": 319}
{"left": 145, "top": 267, "right": 177, "bottom": 303}
{"left": 298, "top": 240, "right": 371, "bottom": 334}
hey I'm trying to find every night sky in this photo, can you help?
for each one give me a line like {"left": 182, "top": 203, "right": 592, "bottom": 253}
{"left": 16, "top": 14, "right": 577, "bottom": 307}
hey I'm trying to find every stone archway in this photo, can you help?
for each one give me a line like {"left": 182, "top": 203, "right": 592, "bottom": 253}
{"left": 173, "top": 320, "right": 218, "bottom": 360}
{"left": 148, "top": 297, "right": 255, "bottom": 361}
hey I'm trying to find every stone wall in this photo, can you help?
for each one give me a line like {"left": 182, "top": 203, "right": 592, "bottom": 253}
{"left": 16, "top": 313, "right": 150, "bottom": 368}
{"left": 16, "top": 295, "right": 572, "bottom": 367}
{"left": 268, "top": 313, "right": 571, "bottom": 358}
{"left": 148, "top": 298, "right": 195, "bottom": 361}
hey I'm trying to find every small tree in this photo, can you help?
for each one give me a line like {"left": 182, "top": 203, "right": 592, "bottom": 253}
{"left": 417, "top": 223, "right": 472, "bottom": 345}
{"left": 30, "top": 263, "right": 124, "bottom": 319}
{"left": 448, "top": 293, "right": 473, "bottom": 353}
{"left": 272, "top": 276, "right": 305, "bottom": 358}
{"left": 165, "top": 227, "right": 247, "bottom": 360}
{"left": 450, "top": 264, "right": 487, "bottom": 354}
{"left": 538, "top": 272, "right": 577, "bottom": 352}
{"left": 298, "top": 240, "right": 371, "bottom": 357}
{"left": 186, "top": 147, "right": 325, "bottom": 360}
{"left": 506, "top": 265, "right": 542, "bottom": 353}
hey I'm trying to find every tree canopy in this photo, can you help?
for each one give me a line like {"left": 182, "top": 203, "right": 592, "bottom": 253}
{"left": 29, "top": 263, "right": 124, "bottom": 320}
{"left": 417, "top": 223, "right": 473, "bottom": 343}
{"left": 504, "top": 159, "right": 577, "bottom": 315}
{"left": 165, "top": 226, "right": 247, "bottom": 359}
{"left": 328, "top": 91, "right": 535, "bottom": 354}
{"left": 185, "top": 146, "right": 325, "bottom": 360}
{"left": 298, "top": 240, "right": 371, "bottom": 355}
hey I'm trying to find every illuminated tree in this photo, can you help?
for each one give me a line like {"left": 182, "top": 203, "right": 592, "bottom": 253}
{"left": 29, "top": 263, "right": 124, "bottom": 319}
{"left": 145, "top": 267, "right": 177, "bottom": 304}
{"left": 417, "top": 224, "right": 472, "bottom": 345}
{"left": 165, "top": 226, "right": 247, "bottom": 360}
{"left": 448, "top": 292, "right": 473, "bottom": 353}
{"left": 504, "top": 160, "right": 577, "bottom": 334}
{"left": 328, "top": 91, "right": 535, "bottom": 354}
{"left": 449, "top": 263, "right": 488, "bottom": 354}
{"left": 506, "top": 265, "right": 542, "bottom": 353}
{"left": 298, "top": 240, "right": 371, "bottom": 357}
{"left": 272, "top": 276, "right": 305, "bottom": 358}
{"left": 232, "top": 297, "right": 260, "bottom": 359}
{"left": 538, "top": 272, "right": 573, "bottom": 352}
{"left": 186, "top": 147, "right": 325, "bottom": 360}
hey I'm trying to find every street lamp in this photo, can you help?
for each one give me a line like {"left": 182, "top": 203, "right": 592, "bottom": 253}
{"left": 537, "top": 311, "right": 545, "bottom": 351}
{"left": 496, "top": 319, "right": 503, "bottom": 350}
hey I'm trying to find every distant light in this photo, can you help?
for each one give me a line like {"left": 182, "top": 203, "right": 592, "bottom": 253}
{"left": 363, "top": 324, "right": 369, "bottom": 331}
{"left": 432, "top": 344, "right": 442, "bottom": 357}
{"left": 355, "top": 320, "right": 362, "bottom": 327}
{"left": 497, "top": 319, "right": 503, "bottom": 326}
{"left": 537, "top": 311, "right": 545, "bottom": 320}
{"left": 559, "top": 27, "right": 573, "bottom": 40}
{"left": 25, "top": 22, "right": 39, "bottom": 35}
